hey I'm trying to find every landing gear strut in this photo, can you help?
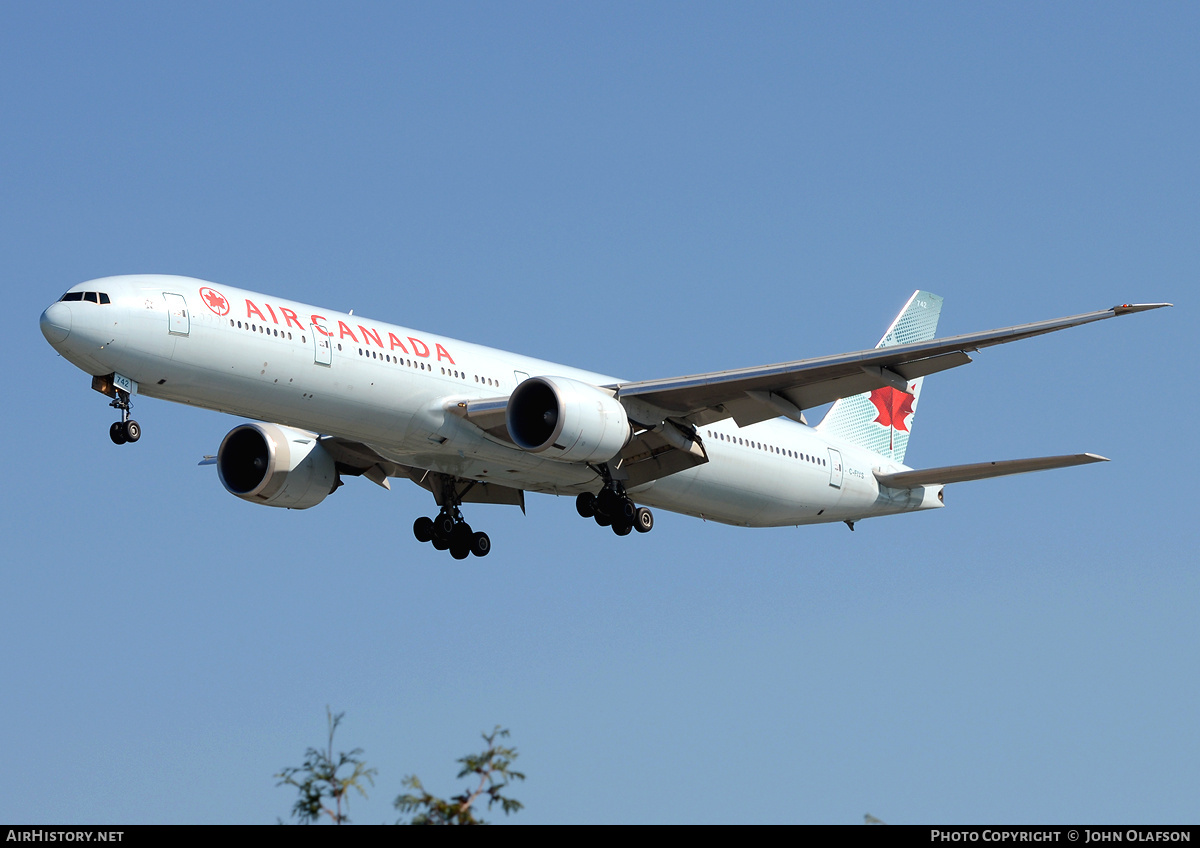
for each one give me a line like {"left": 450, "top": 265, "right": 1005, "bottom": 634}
{"left": 108, "top": 390, "right": 141, "bottom": 445}
{"left": 412, "top": 480, "right": 490, "bottom": 559}
{"left": 576, "top": 479, "right": 653, "bottom": 538}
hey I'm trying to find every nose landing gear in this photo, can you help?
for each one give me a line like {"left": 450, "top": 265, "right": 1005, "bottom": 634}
{"left": 108, "top": 390, "right": 141, "bottom": 444}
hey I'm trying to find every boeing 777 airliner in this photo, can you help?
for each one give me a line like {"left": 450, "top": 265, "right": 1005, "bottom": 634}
{"left": 40, "top": 276, "right": 1168, "bottom": 558}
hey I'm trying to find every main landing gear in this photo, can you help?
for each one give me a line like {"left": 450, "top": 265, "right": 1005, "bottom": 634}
{"left": 575, "top": 485, "right": 654, "bottom": 537}
{"left": 413, "top": 508, "right": 491, "bottom": 559}
{"left": 108, "top": 390, "right": 141, "bottom": 445}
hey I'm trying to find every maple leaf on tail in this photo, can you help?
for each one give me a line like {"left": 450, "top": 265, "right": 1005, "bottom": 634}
{"left": 867, "top": 386, "right": 916, "bottom": 451}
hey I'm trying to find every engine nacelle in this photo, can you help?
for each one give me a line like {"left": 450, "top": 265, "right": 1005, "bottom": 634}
{"left": 506, "top": 376, "right": 631, "bottom": 463}
{"left": 216, "top": 423, "right": 338, "bottom": 509}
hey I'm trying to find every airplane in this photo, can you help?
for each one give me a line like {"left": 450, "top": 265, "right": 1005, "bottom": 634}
{"left": 39, "top": 276, "right": 1169, "bottom": 558}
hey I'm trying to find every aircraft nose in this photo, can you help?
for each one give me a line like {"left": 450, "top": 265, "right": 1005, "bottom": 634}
{"left": 40, "top": 302, "right": 72, "bottom": 345}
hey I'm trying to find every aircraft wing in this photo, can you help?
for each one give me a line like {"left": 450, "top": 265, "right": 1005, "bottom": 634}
{"left": 614, "top": 302, "right": 1170, "bottom": 429}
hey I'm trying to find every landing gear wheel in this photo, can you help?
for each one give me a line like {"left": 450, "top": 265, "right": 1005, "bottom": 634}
{"left": 421, "top": 478, "right": 495, "bottom": 558}
{"left": 434, "top": 512, "right": 456, "bottom": 539}
{"left": 597, "top": 488, "right": 619, "bottom": 517}
{"left": 451, "top": 522, "right": 474, "bottom": 549}
{"left": 449, "top": 521, "right": 473, "bottom": 560}
{"left": 575, "top": 492, "right": 596, "bottom": 518}
{"left": 590, "top": 479, "right": 640, "bottom": 535}
{"left": 108, "top": 390, "right": 137, "bottom": 444}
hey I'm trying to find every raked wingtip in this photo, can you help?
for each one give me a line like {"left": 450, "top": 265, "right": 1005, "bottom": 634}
{"left": 1112, "top": 302, "right": 1172, "bottom": 315}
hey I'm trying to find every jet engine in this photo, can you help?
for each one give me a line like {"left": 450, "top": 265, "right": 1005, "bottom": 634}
{"left": 506, "top": 376, "right": 631, "bottom": 463}
{"left": 217, "top": 423, "right": 338, "bottom": 509}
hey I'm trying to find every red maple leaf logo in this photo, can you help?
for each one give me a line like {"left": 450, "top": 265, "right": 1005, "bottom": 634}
{"left": 868, "top": 386, "right": 915, "bottom": 432}
{"left": 868, "top": 386, "right": 916, "bottom": 452}
{"left": 200, "top": 287, "right": 229, "bottom": 316}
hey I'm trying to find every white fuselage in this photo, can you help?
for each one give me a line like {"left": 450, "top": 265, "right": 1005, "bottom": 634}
{"left": 40, "top": 275, "right": 942, "bottom": 527}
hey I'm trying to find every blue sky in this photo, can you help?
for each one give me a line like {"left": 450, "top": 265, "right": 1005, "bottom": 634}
{"left": 3, "top": 2, "right": 1196, "bottom": 824}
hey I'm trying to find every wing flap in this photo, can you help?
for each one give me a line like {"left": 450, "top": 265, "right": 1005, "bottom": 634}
{"left": 614, "top": 426, "right": 709, "bottom": 488}
{"left": 874, "top": 453, "right": 1109, "bottom": 488}
{"left": 404, "top": 468, "right": 526, "bottom": 508}
{"left": 319, "top": 436, "right": 405, "bottom": 482}
{"left": 891, "top": 350, "right": 974, "bottom": 381}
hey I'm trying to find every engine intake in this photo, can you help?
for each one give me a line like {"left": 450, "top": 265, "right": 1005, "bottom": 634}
{"left": 507, "top": 376, "right": 631, "bottom": 464}
{"left": 217, "top": 423, "right": 338, "bottom": 509}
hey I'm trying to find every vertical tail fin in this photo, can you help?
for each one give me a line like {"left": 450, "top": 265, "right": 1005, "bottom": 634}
{"left": 816, "top": 290, "right": 943, "bottom": 465}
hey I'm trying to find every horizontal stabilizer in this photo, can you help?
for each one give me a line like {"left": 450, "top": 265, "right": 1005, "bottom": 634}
{"left": 874, "top": 453, "right": 1109, "bottom": 488}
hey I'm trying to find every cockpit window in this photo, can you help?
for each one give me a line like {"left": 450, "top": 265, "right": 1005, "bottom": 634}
{"left": 59, "top": 291, "right": 111, "bottom": 304}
